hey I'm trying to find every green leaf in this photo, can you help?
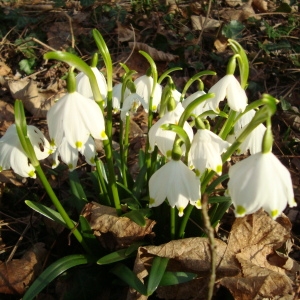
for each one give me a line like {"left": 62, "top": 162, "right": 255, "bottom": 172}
{"left": 25, "top": 200, "right": 75, "bottom": 227}
{"left": 110, "top": 263, "right": 147, "bottom": 295}
{"left": 206, "top": 174, "right": 229, "bottom": 194}
{"left": 23, "top": 254, "right": 93, "bottom": 300}
{"left": 280, "top": 97, "right": 292, "bottom": 111}
{"left": 122, "top": 209, "right": 149, "bottom": 227}
{"left": 19, "top": 58, "right": 35, "bottom": 74}
{"left": 222, "top": 21, "right": 245, "bottom": 39}
{"left": 69, "top": 170, "right": 88, "bottom": 213}
{"left": 147, "top": 256, "right": 169, "bottom": 295}
{"left": 159, "top": 271, "right": 197, "bottom": 286}
{"left": 97, "top": 248, "right": 135, "bottom": 265}
{"left": 208, "top": 196, "right": 231, "bottom": 204}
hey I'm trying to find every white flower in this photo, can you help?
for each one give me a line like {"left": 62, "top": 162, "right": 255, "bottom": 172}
{"left": 148, "top": 103, "right": 193, "bottom": 158}
{"left": 182, "top": 90, "right": 210, "bottom": 117}
{"left": 0, "top": 124, "right": 52, "bottom": 178}
{"left": 52, "top": 136, "right": 96, "bottom": 171}
{"left": 236, "top": 123, "right": 266, "bottom": 155}
{"left": 158, "top": 87, "right": 181, "bottom": 115}
{"left": 76, "top": 67, "right": 107, "bottom": 101}
{"left": 189, "top": 129, "right": 231, "bottom": 176}
{"left": 47, "top": 91, "right": 107, "bottom": 151}
{"left": 134, "top": 75, "right": 162, "bottom": 112}
{"left": 149, "top": 159, "right": 201, "bottom": 216}
{"left": 120, "top": 93, "right": 144, "bottom": 121}
{"left": 207, "top": 74, "right": 247, "bottom": 113}
{"left": 234, "top": 109, "right": 255, "bottom": 132}
{"left": 112, "top": 83, "right": 131, "bottom": 113}
{"left": 227, "top": 152, "right": 296, "bottom": 219}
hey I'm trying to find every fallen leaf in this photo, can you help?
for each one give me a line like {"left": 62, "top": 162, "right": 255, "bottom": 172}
{"left": 82, "top": 203, "right": 156, "bottom": 251}
{"left": 128, "top": 43, "right": 178, "bottom": 62}
{"left": 0, "top": 243, "right": 47, "bottom": 295}
{"left": 8, "top": 79, "right": 58, "bottom": 118}
{"left": 0, "top": 99, "right": 14, "bottom": 134}
{"left": 0, "top": 61, "right": 12, "bottom": 76}
{"left": 252, "top": 0, "right": 268, "bottom": 12}
{"left": 191, "top": 15, "right": 221, "bottom": 31}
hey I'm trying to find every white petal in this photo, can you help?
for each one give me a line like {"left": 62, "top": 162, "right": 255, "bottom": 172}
{"left": 58, "top": 138, "right": 78, "bottom": 171}
{"left": 80, "top": 136, "right": 96, "bottom": 166}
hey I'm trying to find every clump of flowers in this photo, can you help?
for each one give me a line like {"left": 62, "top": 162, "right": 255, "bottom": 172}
{"left": 0, "top": 30, "right": 296, "bottom": 299}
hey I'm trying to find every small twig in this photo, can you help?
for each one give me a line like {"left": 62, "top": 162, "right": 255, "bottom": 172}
{"left": 201, "top": 193, "right": 216, "bottom": 300}
{"left": 6, "top": 222, "right": 31, "bottom": 262}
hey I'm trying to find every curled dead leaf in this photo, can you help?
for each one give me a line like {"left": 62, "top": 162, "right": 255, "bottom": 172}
{"left": 128, "top": 43, "right": 178, "bottom": 62}
{"left": 0, "top": 243, "right": 47, "bottom": 295}
{"left": 82, "top": 202, "right": 156, "bottom": 251}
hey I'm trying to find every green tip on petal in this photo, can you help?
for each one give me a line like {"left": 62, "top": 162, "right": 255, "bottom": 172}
{"left": 178, "top": 207, "right": 184, "bottom": 217}
{"left": 236, "top": 205, "right": 246, "bottom": 216}
{"left": 152, "top": 105, "right": 157, "bottom": 111}
{"left": 90, "top": 157, "right": 95, "bottom": 164}
{"left": 195, "top": 169, "right": 201, "bottom": 177}
{"left": 0, "top": 166, "right": 2, "bottom": 172}
{"left": 75, "top": 141, "right": 83, "bottom": 149}
{"left": 166, "top": 150, "right": 172, "bottom": 158}
{"left": 149, "top": 198, "right": 155, "bottom": 205}
{"left": 68, "top": 164, "right": 74, "bottom": 170}
{"left": 270, "top": 209, "right": 279, "bottom": 219}
{"left": 50, "top": 139, "right": 56, "bottom": 147}
{"left": 101, "top": 131, "right": 108, "bottom": 139}
{"left": 195, "top": 200, "right": 201, "bottom": 209}
{"left": 216, "top": 165, "right": 222, "bottom": 174}
{"left": 28, "top": 170, "right": 36, "bottom": 178}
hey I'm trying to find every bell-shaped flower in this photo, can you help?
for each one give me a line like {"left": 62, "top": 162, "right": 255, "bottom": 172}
{"left": 182, "top": 90, "right": 210, "bottom": 117}
{"left": 112, "top": 83, "right": 131, "bottom": 113}
{"left": 148, "top": 103, "right": 193, "bottom": 158}
{"left": 207, "top": 74, "right": 247, "bottom": 113}
{"left": 120, "top": 93, "right": 144, "bottom": 121}
{"left": 236, "top": 123, "right": 266, "bottom": 155}
{"left": 0, "top": 124, "right": 53, "bottom": 178}
{"left": 227, "top": 151, "right": 296, "bottom": 219}
{"left": 189, "top": 129, "right": 231, "bottom": 176}
{"left": 149, "top": 159, "right": 201, "bottom": 216}
{"left": 234, "top": 109, "right": 255, "bottom": 132}
{"left": 52, "top": 136, "right": 96, "bottom": 171}
{"left": 47, "top": 91, "right": 107, "bottom": 151}
{"left": 76, "top": 67, "right": 107, "bottom": 101}
{"left": 134, "top": 75, "right": 162, "bottom": 112}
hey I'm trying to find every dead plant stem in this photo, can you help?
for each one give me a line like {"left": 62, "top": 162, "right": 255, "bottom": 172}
{"left": 201, "top": 193, "right": 216, "bottom": 300}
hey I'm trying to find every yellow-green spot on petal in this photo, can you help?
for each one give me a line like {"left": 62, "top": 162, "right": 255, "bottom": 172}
{"left": 270, "top": 209, "right": 279, "bottom": 219}
{"left": 195, "top": 200, "right": 201, "bottom": 209}
{"left": 50, "top": 139, "right": 56, "bottom": 147}
{"left": 75, "top": 141, "right": 83, "bottom": 149}
{"left": 236, "top": 205, "right": 246, "bottom": 216}
{"left": 178, "top": 207, "right": 184, "bottom": 217}
{"left": 90, "top": 157, "right": 95, "bottom": 164}
{"left": 149, "top": 198, "right": 155, "bottom": 205}
{"left": 166, "top": 150, "right": 172, "bottom": 157}
{"left": 152, "top": 105, "right": 157, "bottom": 111}
{"left": 0, "top": 166, "right": 2, "bottom": 172}
{"left": 216, "top": 165, "right": 222, "bottom": 174}
{"left": 101, "top": 131, "right": 107, "bottom": 139}
{"left": 28, "top": 170, "right": 35, "bottom": 178}
{"left": 68, "top": 164, "right": 73, "bottom": 170}
{"left": 195, "top": 169, "right": 201, "bottom": 177}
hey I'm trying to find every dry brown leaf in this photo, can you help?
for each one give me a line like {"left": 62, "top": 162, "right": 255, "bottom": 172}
{"left": 0, "top": 243, "right": 47, "bottom": 295}
{"left": 0, "top": 99, "right": 14, "bottom": 133}
{"left": 83, "top": 202, "right": 156, "bottom": 251}
{"left": 191, "top": 15, "right": 221, "bottom": 31}
{"left": 220, "top": 210, "right": 299, "bottom": 299}
{"left": 0, "top": 61, "right": 12, "bottom": 76}
{"left": 214, "top": 38, "right": 228, "bottom": 53}
{"left": 115, "top": 21, "right": 139, "bottom": 43}
{"left": 127, "top": 237, "right": 240, "bottom": 300}
{"left": 8, "top": 79, "right": 58, "bottom": 118}
{"left": 128, "top": 43, "right": 178, "bottom": 62}
{"left": 225, "top": 0, "right": 243, "bottom": 7}
{"left": 252, "top": 0, "right": 268, "bottom": 12}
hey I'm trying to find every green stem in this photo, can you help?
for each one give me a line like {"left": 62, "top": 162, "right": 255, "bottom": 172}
{"left": 170, "top": 206, "right": 176, "bottom": 240}
{"left": 95, "top": 157, "right": 111, "bottom": 206}
{"left": 35, "top": 165, "right": 92, "bottom": 254}
{"left": 218, "top": 110, "right": 237, "bottom": 140}
{"left": 178, "top": 204, "right": 194, "bottom": 239}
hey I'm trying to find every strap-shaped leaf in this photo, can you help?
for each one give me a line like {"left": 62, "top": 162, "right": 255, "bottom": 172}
{"left": 25, "top": 200, "right": 75, "bottom": 227}
{"left": 23, "top": 254, "right": 93, "bottom": 300}
{"left": 146, "top": 256, "right": 169, "bottom": 296}
{"left": 159, "top": 271, "right": 197, "bottom": 286}
{"left": 110, "top": 263, "right": 147, "bottom": 295}
{"left": 97, "top": 248, "right": 134, "bottom": 265}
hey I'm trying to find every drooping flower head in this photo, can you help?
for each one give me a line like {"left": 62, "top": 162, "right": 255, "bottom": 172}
{"left": 227, "top": 152, "right": 296, "bottom": 219}
{"left": 0, "top": 124, "right": 52, "bottom": 178}
{"left": 189, "top": 129, "right": 231, "bottom": 176}
{"left": 148, "top": 103, "right": 193, "bottom": 158}
{"left": 149, "top": 159, "right": 201, "bottom": 216}
{"left": 206, "top": 74, "right": 247, "bottom": 113}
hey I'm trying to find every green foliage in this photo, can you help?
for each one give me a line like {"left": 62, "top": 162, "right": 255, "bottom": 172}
{"left": 222, "top": 20, "right": 245, "bottom": 39}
